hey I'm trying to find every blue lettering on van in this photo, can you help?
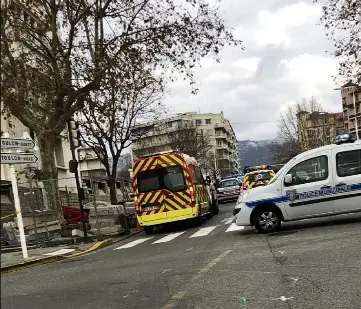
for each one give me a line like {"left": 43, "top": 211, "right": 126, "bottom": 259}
{"left": 245, "top": 183, "right": 361, "bottom": 208}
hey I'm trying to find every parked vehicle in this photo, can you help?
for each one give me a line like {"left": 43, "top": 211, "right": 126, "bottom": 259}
{"left": 241, "top": 170, "right": 275, "bottom": 190}
{"left": 217, "top": 178, "right": 241, "bottom": 203}
{"left": 133, "top": 151, "right": 218, "bottom": 234}
{"left": 234, "top": 134, "right": 361, "bottom": 233}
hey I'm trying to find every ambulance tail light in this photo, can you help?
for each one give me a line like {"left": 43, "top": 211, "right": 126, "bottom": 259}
{"left": 134, "top": 196, "right": 141, "bottom": 215}
{"left": 189, "top": 186, "right": 195, "bottom": 202}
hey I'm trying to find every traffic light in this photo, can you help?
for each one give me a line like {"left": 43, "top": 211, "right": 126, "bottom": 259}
{"left": 69, "top": 119, "right": 81, "bottom": 148}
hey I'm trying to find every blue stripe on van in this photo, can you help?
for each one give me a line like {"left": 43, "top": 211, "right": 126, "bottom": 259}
{"left": 244, "top": 183, "right": 361, "bottom": 208}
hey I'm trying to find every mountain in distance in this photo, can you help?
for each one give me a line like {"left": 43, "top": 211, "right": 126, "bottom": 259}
{"left": 238, "top": 139, "right": 274, "bottom": 169}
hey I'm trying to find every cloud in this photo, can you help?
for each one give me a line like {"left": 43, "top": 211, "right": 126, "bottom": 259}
{"left": 255, "top": 2, "right": 321, "bottom": 46}
{"left": 163, "top": 1, "right": 341, "bottom": 141}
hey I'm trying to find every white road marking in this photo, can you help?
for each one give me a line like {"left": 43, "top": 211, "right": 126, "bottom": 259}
{"left": 114, "top": 237, "right": 154, "bottom": 250}
{"left": 152, "top": 232, "right": 185, "bottom": 244}
{"left": 224, "top": 217, "right": 234, "bottom": 225}
{"left": 43, "top": 248, "right": 76, "bottom": 256}
{"left": 225, "top": 223, "right": 245, "bottom": 232}
{"left": 190, "top": 226, "right": 218, "bottom": 238}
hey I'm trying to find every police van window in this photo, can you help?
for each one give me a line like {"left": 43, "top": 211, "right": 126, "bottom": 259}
{"left": 286, "top": 155, "right": 328, "bottom": 186}
{"left": 336, "top": 150, "right": 361, "bottom": 177}
{"left": 138, "top": 165, "right": 186, "bottom": 193}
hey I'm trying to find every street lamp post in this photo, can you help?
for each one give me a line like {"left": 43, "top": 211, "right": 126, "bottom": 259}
{"left": 334, "top": 86, "right": 359, "bottom": 140}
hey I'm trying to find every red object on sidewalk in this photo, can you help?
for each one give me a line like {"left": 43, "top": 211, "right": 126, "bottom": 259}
{"left": 136, "top": 219, "right": 143, "bottom": 231}
{"left": 62, "top": 206, "right": 89, "bottom": 225}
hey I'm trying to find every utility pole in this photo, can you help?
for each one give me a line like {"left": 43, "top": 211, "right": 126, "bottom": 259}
{"left": 67, "top": 119, "right": 88, "bottom": 240}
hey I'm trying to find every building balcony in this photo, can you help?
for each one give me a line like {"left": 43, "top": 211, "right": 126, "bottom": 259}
{"left": 349, "top": 114, "right": 356, "bottom": 119}
{"left": 215, "top": 134, "right": 227, "bottom": 139}
{"left": 80, "top": 169, "right": 107, "bottom": 179}
{"left": 217, "top": 155, "right": 230, "bottom": 161}
{"left": 214, "top": 122, "right": 227, "bottom": 132}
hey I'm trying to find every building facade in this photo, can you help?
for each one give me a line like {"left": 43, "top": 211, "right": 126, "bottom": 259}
{"left": 131, "top": 112, "right": 240, "bottom": 177}
{"left": 339, "top": 82, "right": 361, "bottom": 139}
{"left": 297, "top": 111, "right": 344, "bottom": 150}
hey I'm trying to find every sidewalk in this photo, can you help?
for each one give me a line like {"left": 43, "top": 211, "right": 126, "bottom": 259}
{"left": 1, "top": 229, "right": 141, "bottom": 273}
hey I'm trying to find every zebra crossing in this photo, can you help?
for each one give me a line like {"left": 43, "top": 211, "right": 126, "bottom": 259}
{"left": 114, "top": 217, "right": 245, "bottom": 250}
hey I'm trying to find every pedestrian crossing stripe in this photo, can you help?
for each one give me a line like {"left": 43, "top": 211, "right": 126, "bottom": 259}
{"left": 189, "top": 225, "right": 218, "bottom": 238}
{"left": 113, "top": 219, "right": 245, "bottom": 250}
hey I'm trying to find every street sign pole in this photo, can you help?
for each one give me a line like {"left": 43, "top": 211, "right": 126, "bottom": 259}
{"left": 9, "top": 164, "right": 29, "bottom": 259}
{"left": 1, "top": 132, "right": 37, "bottom": 260}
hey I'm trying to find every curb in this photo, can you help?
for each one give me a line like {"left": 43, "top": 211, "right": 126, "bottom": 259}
{"left": 1, "top": 230, "right": 143, "bottom": 274}
{"left": 0, "top": 255, "right": 67, "bottom": 274}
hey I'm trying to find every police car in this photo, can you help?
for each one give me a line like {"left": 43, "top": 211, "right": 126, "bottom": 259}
{"left": 234, "top": 134, "right": 361, "bottom": 233}
{"left": 242, "top": 169, "right": 275, "bottom": 190}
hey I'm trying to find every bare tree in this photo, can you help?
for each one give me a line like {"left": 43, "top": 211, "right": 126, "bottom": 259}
{"left": 1, "top": 0, "right": 242, "bottom": 210}
{"left": 168, "top": 124, "right": 214, "bottom": 172}
{"left": 271, "top": 97, "right": 324, "bottom": 163}
{"left": 316, "top": 0, "right": 361, "bottom": 83}
{"left": 78, "top": 64, "right": 164, "bottom": 204}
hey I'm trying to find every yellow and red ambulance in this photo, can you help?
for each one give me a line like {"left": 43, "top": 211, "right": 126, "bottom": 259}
{"left": 133, "top": 151, "right": 214, "bottom": 233}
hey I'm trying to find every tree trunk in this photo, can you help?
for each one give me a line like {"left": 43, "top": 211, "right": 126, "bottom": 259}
{"left": 108, "top": 155, "right": 120, "bottom": 205}
{"left": 108, "top": 178, "right": 118, "bottom": 205}
{"left": 37, "top": 131, "right": 65, "bottom": 223}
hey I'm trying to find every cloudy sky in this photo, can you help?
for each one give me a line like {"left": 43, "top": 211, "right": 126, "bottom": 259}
{"left": 164, "top": 0, "right": 343, "bottom": 141}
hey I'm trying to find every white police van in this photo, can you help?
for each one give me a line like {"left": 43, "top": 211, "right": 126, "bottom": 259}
{"left": 234, "top": 134, "right": 361, "bottom": 233}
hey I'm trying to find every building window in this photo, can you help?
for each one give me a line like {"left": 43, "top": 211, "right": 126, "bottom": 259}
{"left": 196, "top": 119, "right": 202, "bottom": 126}
{"left": 205, "top": 119, "right": 211, "bottom": 125}
{"left": 55, "top": 138, "right": 65, "bottom": 167}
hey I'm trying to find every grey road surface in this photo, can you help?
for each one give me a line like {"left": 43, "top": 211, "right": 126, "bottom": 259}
{"left": 2, "top": 202, "right": 361, "bottom": 309}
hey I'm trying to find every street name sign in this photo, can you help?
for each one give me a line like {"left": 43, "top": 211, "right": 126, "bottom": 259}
{"left": 1, "top": 138, "right": 35, "bottom": 150}
{"left": 1, "top": 153, "right": 38, "bottom": 164}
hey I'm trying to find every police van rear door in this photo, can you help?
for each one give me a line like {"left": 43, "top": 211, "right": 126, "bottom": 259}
{"left": 282, "top": 149, "right": 335, "bottom": 219}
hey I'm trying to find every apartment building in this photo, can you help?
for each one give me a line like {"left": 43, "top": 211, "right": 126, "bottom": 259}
{"left": 339, "top": 82, "right": 361, "bottom": 139}
{"left": 297, "top": 110, "right": 344, "bottom": 150}
{"left": 1, "top": 108, "right": 77, "bottom": 186}
{"left": 131, "top": 112, "right": 240, "bottom": 177}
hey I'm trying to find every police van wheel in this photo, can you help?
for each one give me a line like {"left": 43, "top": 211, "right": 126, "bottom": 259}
{"left": 254, "top": 207, "right": 281, "bottom": 234}
{"left": 144, "top": 226, "right": 154, "bottom": 234}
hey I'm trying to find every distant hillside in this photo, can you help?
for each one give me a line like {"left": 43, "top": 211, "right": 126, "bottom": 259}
{"left": 238, "top": 140, "right": 274, "bottom": 168}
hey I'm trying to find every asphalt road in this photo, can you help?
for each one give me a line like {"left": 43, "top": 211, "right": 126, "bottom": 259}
{"left": 2, "top": 202, "right": 361, "bottom": 309}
